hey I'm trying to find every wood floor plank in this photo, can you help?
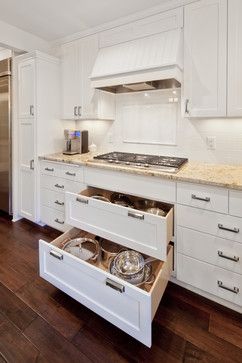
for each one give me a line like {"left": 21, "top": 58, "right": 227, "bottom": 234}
{"left": 23, "top": 316, "right": 91, "bottom": 363}
{"left": 0, "top": 282, "right": 37, "bottom": 331}
{"left": 183, "top": 342, "right": 219, "bottom": 363}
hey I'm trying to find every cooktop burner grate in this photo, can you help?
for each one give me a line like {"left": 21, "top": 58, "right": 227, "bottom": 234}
{"left": 94, "top": 152, "right": 188, "bottom": 171}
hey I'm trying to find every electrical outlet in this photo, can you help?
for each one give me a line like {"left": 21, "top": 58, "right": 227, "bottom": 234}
{"left": 206, "top": 136, "right": 216, "bottom": 150}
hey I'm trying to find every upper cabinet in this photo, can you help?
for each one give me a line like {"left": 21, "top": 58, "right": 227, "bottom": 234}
{"left": 18, "top": 58, "right": 35, "bottom": 118}
{"left": 227, "top": 0, "right": 242, "bottom": 116}
{"left": 183, "top": 0, "right": 227, "bottom": 118}
{"left": 60, "top": 34, "right": 115, "bottom": 121}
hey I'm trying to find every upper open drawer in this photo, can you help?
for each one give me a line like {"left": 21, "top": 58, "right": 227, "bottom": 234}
{"left": 65, "top": 187, "right": 173, "bottom": 261}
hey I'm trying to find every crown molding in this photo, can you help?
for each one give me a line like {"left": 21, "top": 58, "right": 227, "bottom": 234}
{"left": 51, "top": 0, "right": 198, "bottom": 47}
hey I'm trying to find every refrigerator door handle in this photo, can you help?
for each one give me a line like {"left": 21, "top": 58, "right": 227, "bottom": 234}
{"left": 30, "top": 159, "right": 34, "bottom": 170}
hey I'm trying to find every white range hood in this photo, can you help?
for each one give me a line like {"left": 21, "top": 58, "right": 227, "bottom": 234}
{"left": 90, "top": 29, "right": 183, "bottom": 93}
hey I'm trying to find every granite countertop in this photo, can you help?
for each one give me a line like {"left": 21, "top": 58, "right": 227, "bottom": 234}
{"left": 39, "top": 152, "right": 242, "bottom": 191}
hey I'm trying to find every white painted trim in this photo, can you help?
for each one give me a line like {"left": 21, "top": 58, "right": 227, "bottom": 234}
{"left": 51, "top": 0, "right": 199, "bottom": 46}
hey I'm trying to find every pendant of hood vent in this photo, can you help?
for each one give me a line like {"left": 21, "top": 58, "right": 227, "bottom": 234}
{"left": 122, "top": 82, "right": 157, "bottom": 92}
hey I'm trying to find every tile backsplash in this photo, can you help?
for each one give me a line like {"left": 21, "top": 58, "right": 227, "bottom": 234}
{"left": 76, "top": 90, "right": 242, "bottom": 165}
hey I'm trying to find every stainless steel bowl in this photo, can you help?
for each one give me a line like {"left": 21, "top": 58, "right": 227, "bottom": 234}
{"left": 113, "top": 250, "right": 144, "bottom": 276}
{"left": 110, "top": 193, "right": 134, "bottom": 208}
{"left": 145, "top": 207, "right": 166, "bottom": 216}
{"left": 100, "top": 239, "right": 122, "bottom": 269}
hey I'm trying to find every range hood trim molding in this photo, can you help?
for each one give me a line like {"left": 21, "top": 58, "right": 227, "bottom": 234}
{"left": 91, "top": 65, "right": 182, "bottom": 89}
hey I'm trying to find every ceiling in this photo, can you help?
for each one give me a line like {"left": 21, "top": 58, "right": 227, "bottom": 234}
{"left": 0, "top": 0, "right": 168, "bottom": 41}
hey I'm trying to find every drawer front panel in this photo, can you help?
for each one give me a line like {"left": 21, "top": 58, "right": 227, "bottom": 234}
{"left": 178, "top": 227, "right": 242, "bottom": 275}
{"left": 84, "top": 167, "right": 176, "bottom": 203}
{"left": 177, "top": 182, "right": 228, "bottom": 214}
{"left": 59, "top": 164, "right": 84, "bottom": 182}
{"left": 41, "top": 174, "right": 85, "bottom": 193}
{"left": 65, "top": 191, "right": 173, "bottom": 260}
{"left": 41, "top": 189, "right": 65, "bottom": 212}
{"left": 39, "top": 229, "right": 173, "bottom": 347}
{"left": 41, "top": 206, "right": 69, "bottom": 232}
{"left": 229, "top": 190, "right": 242, "bottom": 218}
{"left": 177, "top": 205, "right": 242, "bottom": 244}
{"left": 177, "top": 254, "right": 242, "bottom": 306}
{"left": 40, "top": 161, "right": 61, "bottom": 176}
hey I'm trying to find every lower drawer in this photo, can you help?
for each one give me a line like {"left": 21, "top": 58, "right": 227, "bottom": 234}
{"left": 41, "top": 174, "right": 85, "bottom": 194}
{"left": 39, "top": 228, "right": 173, "bottom": 347}
{"left": 40, "top": 205, "right": 70, "bottom": 232}
{"left": 178, "top": 227, "right": 242, "bottom": 275}
{"left": 41, "top": 189, "right": 65, "bottom": 212}
{"left": 177, "top": 254, "right": 242, "bottom": 306}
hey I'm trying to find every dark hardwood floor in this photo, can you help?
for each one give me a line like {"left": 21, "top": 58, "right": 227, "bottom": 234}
{"left": 0, "top": 212, "right": 242, "bottom": 363}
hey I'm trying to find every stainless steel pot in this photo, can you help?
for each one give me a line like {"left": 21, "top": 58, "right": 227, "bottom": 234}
{"left": 113, "top": 250, "right": 156, "bottom": 277}
{"left": 62, "top": 237, "right": 99, "bottom": 261}
{"left": 100, "top": 239, "right": 122, "bottom": 268}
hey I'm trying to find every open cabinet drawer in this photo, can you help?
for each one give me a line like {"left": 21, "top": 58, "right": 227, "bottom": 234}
{"left": 39, "top": 228, "right": 173, "bottom": 347}
{"left": 65, "top": 187, "right": 173, "bottom": 261}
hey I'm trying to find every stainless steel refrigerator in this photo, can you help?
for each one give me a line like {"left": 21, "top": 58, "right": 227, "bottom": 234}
{"left": 0, "top": 58, "right": 12, "bottom": 214}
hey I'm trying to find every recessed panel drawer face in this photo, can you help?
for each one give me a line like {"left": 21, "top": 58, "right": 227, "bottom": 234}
{"left": 229, "top": 190, "right": 242, "bottom": 218}
{"left": 177, "top": 205, "right": 242, "bottom": 244}
{"left": 40, "top": 161, "right": 61, "bottom": 177}
{"left": 178, "top": 227, "right": 242, "bottom": 275}
{"left": 84, "top": 167, "right": 176, "bottom": 203}
{"left": 40, "top": 174, "right": 85, "bottom": 194}
{"left": 59, "top": 164, "right": 84, "bottom": 182}
{"left": 177, "top": 182, "right": 228, "bottom": 214}
{"left": 65, "top": 187, "right": 174, "bottom": 260}
{"left": 39, "top": 228, "right": 173, "bottom": 347}
{"left": 177, "top": 254, "right": 242, "bottom": 306}
{"left": 40, "top": 205, "right": 70, "bottom": 232}
{"left": 41, "top": 189, "right": 65, "bottom": 212}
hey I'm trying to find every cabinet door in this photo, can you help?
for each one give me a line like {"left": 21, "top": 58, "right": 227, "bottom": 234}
{"left": 61, "top": 42, "right": 81, "bottom": 119}
{"left": 228, "top": 0, "right": 242, "bottom": 116}
{"left": 19, "top": 120, "right": 35, "bottom": 221}
{"left": 183, "top": 0, "right": 227, "bottom": 117}
{"left": 18, "top": 59, "right": 35, "bottom": 119}
{"left": 78, "top": 35, "right": 99, "bottom": 119}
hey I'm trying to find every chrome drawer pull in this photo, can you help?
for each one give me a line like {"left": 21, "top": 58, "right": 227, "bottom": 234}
{"left": 55, "top": 200, "right": 64, "bottom": 206}
{"left": 76, "top": 197, "right": 88, "bottom": 204}
{"left": 106, "top": 278, "right": 125, "bottom": 293}
{"left": 50, "top": 250, "right": 63, "bottom": 260}
{"left": 218, "top": 224, "right": 239, "bottom": 233}
{"left": 55, "top": 184, "right": 64, "bottom": 189}
{"left": 191, "top": 194, "right": 210, "bottom": 202}
{"left": 217, "top": 280, "right": 239, "bottom": 294}
{"left": 55, "top": 218, "right": 64, "bottom": 224}
{"left": 128, "top": 211, "right": 144, "bottom": 220}
{"left": 218, "top": 250, "right": 239, "bottom": 262}
{"left": 185, "top": 99, "right": 189, "bottom": 114}
{"left": 65, "top": 171, "right": 76, "bottom": 176}
{"left": 45, "top": 167, "right": 54, "bottom": 172}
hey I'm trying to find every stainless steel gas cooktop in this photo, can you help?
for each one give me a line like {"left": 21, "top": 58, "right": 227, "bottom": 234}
{"left": 94, "top": 152, "right": 188, "bottom": 173}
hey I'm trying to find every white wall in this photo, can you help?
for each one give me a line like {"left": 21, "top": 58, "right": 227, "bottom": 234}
{"left": 0, "top": 20, "right": 49, "bottom": 52}
{"left": 77, "top": 91, "right": 242, "bottom": 166}
{"left": 0, "top": 48, "right": 12, "bottom": 60}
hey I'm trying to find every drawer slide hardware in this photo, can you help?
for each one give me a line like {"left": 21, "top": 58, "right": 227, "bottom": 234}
{"left": 106, "top": 278, "right": 125, "bottom": 293}
{"left": 76, "top": 197, "right": 88, "bottom": 204}
{"left": 217, "top": 280, "right": 239, "bottom": 294}
{"left": 218, "top": 224, "right": 239, "bottom": 234}
{"left": 66, "top": 171, "right": 76, "bottom": 176}
{"left": 191, "top": 194, "right": 210, "bottom": 202}
{"left": 218, "top": 250, "right": 239, "bottom": 262}
{"left": 55, "top": 200, "right": 64, "bottom": 206}
{"left": 55, "top": 184, "right": 64, "bottom": 189}
{"left": 45, "top": 167, "right": 54, "bottom": 172}
{"left": 128, "top": 211, "right": 144, "bottom": 220}
{"left": 55, "top": 218, "right": 64, "bottom": 225}
{"left": 50, "top": 250, "right": 63, "bottom": 260}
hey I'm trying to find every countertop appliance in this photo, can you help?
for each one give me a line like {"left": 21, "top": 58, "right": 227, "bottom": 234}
{"left": 94, "top": 152, "right": 188, "bottom": 173}
{"left": 63, "top": 129, "right": 89, "bottom": 155}
{"left": 0, "top": 58, "right": 12, "bottom": 214}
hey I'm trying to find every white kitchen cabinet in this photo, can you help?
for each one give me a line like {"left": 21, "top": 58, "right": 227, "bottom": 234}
{"left": 39, "top": 227, "right": 173, "bottom": 347}
{"left": 17, "top": 58, "right": 35, "bottom": 119}
{"left": 227, "top": 0, "right": 242, "bottom": 116}
{"left": 61, "top": 35, "right": 115, "bottom": 120}
{"left": 183, "top": 0, "right": 227, "bottom": 117}
{"left": 16, "top": 51, "right": 63, "bottom": 223}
